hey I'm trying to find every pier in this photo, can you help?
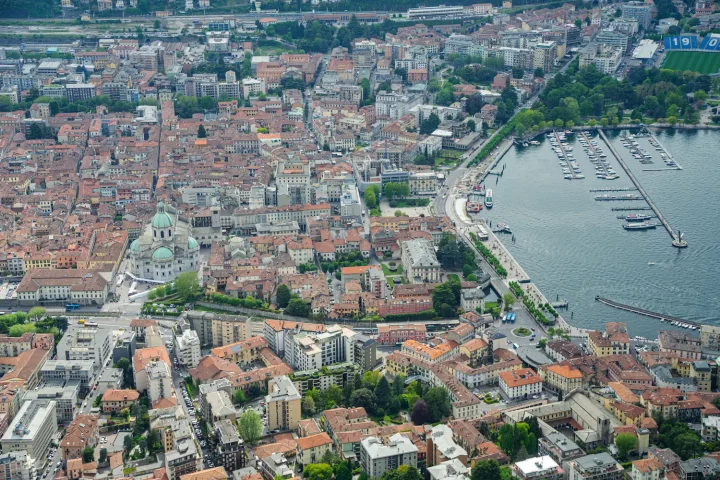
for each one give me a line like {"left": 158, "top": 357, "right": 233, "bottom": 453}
{"left": 580, "top": 131, "right": 615, "bottom": 179}
{"left": 590, "top": 188, "right": 638, "bottom": 192}
{"left": 551, "top": 300, "right": 569, "bottom": 308}
{"left": 643, "top": 127, "right": 683, "bottom": 170}
{"left": 611, "top": 207, "right": 652, "bottom": 211}
{"left": 553, "top": 131, "right": 583, "bottom": 180}
{"left": 598, "top": 129, "right": 688, "bottom": 248}
{"left": 594, "top": 195, "right": 644, "bottom": 201}
{"left": 616, "top": 214, "right": 657, "bottom": 219}
{"left": 595, "top": 296, "right": 698, "bottom": 328}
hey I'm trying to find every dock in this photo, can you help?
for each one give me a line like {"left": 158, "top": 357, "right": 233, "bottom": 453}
{"left": 590, "top": 188, "right": 638, "bottom": 192}
{"left": 554, "top": 131, "right": 583, "bottom": 180}
{"left": 616, "top": 214, "right": 657, "bottom": 219}
{"left": 551, "top": 300, "right": 569, "bottom": 308}
{"left": 595, "top": 296, "right": 699, "bottom": 327}
{"left": 580, "top": 131, "right": 615, "bottom": 179}
{"left": 598, "top": 129, "right": 688, "bottom": 248}
{"left": 611, "top": 207, "right": 652, "bottom": 211}
{"left": 594, "top": 195, "right": 644, "bottom": 201}
{"left": 642, "top": 168, "right": 681, "bottom": 172}
{"left": 643, "top": 127, "right": 683, "bottom": 170}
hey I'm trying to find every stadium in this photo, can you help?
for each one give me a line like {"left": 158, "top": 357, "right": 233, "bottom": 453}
{"left": 660, "top": 34, "right": 720, "bottom": 75}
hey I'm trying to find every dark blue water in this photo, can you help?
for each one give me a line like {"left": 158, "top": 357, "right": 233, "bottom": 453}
{"left": 480, "top": 129, "right": 720, "bottom": 337}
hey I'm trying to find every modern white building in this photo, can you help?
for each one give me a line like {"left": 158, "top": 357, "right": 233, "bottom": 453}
{"left": 512, "top": 455, "right": 563, "bottom": 480}
{"left": 175, "top": 330, "right": 201, "bottom": 368}
{"left": 360, "top": 434, "right": 418, "bottom": 478}
{"left": 284, "top": 326, "right": 356, "bottom": 371}
{"left": 0, "top": 401, "right": 57, "bottom": 466}
{"left": 0, "top": 451, "right": 32, "bottom": 480}
{"left": 56, "top": 325, "right": 113, "bottom": 373}
{"left": 129, "top": 202, "right": 200, "bottom": 281}
{"left": 407, "top": 5, "right": 464, "bottom": 19}
{"left": 146, "top": 361, "right": 173, "bottom": 404}
{"left": 579, "top": 44, "right": 623, "bottom": 74}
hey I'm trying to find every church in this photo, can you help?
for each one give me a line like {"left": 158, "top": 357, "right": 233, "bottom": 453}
{"left": 129, "top": 202, "right": 200, "bottom": 281}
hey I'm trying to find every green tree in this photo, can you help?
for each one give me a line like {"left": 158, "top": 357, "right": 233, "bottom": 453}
{"left": 533, "top": 67, "right": 545, "bottom": 78}
{"left": 99, "top": 448, "right": 108, "bottom": 464}
{"left": 392, "top": 374, "right": 406, "bottom": 396}
{"left": 233, "top": 389, "right": 247, "bottom": 404}
{"left": 365, "top": 188, "right": 377, "bottom": 209}
{"left": 83, "top": 447, "right": 95, "bottom": 463}
{"left": 324, "top": 384, "right": 343, "bottom": 407}
{"left": 198, "top": 125, "right": 207, "bottom": 138}
{"left": 27, "top": 307, "right": 45, "bottom": 321}
{"left": 420, "top": 113, "right": 441, "bottom": 135}
{"left": 432, "top": 283, "right": 457, "bottom": 318}
{"left": 503, "top": 293, "right": 516, "bottom": 312}
{"left": 238, "top": 410, "right": 263, "bottom": 445}
{"left": 154, "top": 19, "right": 161, "bottom": 29}
{"left": 303, "top": 464, "right": 333, "bottom": 480}
{"left": 49, "top": 101, "right": 59, "bottom": 116}
{"left": 175, "top": 271, "right": 200, "bottom": 302}
{"left": 9, "top": 324, "right": 37, "bottom": 337}
{"left": 471, "top": 460, "right": 502, "bottom": 480}
{"left": 615, "top": 433, "right": 638, "bottom": 460}
{"left": 335, "top": 462, "right": 352, "bottom": 480}
{"left": 374, "top": 376, "right": 392, "bottom": 409}
{"left": 424, "top": 387, "right": 451, "bottom": 422}
{"left": 574, "top": 19, "right": 582, "bottom": 28}
{"left": 123, "top": 434, "right": 134, "bottom": 454}
{"left": 285, "top": 298, "right": 309, "bottom": 317}
{"left": 349, "top": 388, "right": 377, "bottom": 413}
{"left": 302, "top": 396, "right": 316, "bottom": 416}
{"left": 363, "top": 370, "right": 381, "bottom": 389}
{"left": 276, "top": 284, "right": 291, "bottom": 308}
{"left": 467, "top": 119, "right": 476, "bottom": 132}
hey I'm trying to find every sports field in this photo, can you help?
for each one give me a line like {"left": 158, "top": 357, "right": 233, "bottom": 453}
{"left": 662, "top": 51, "right": 720, "bottom": 74}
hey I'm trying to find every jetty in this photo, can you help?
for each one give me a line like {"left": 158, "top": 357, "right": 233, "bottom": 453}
{"left": 598, "top": 129, "right": 688, "bottom": 248}
{"left": 642, "top": 127, "right": 683, "bottom": 170}
{"left": 611, "top": 207, "right": 652, "bottom": 211}
{"left": 595, "top": 296, "right": 699, "bottom": 328}
{"left": 551, "top": 300, "right": 569, "bottom": 308}
{"left": 554, "top": 131, "right": 582, "bottom": 180}
{"left": 616, "top": 214, "right": 657, "bottom": 219}
{"left": 590, "top": 188, "right": 637, "bottom": 192}
{"left": 594, "top": 194, "right": 644, "bottom": 201}
{"left": 580, "top": 131, "right": 615, "bottom": 179}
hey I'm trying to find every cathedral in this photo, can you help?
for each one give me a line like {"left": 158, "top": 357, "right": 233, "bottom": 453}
{"left": 129, "top": 202, "right": 200, "bottom": 281}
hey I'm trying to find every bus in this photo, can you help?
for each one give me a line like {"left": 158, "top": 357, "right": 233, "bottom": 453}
{"left": 85, "top": 322, "right": 98, "bottom": 328}
{"left": 65, "top": 303, "right": 81, "bottom": 312}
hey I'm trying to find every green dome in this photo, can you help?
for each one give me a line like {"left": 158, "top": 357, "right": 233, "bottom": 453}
{"left": 152, "top": 247, "right": 173, "bottom": 260}
{"left": 130, "top": 239, "right": 140, "bottom": 252}
{"left": 188, "top": 237, "right": 199, "bottom": 249}
{"left": 152, "top": 202, "right": 173, "bottom": 229}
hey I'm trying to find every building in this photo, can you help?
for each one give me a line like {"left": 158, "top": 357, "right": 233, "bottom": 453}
{"left": 16, "top": 270, "right": 109, "bottom": 306}
{"left": 39, "top": 361, "right": 95, "bottom": 395}
{"left": 512, "top": 456, "right": 563, "bottom": 480}
{"left": 296, "top": 432, "right": 333, "bottom": 465}
{"left": 377, "top": 325, "right": 427, "bottom": 345}
{"left": 578, "top": 44, "right": 622, "bottom": 74}
{"left": 631, "top": 458, "right": 664, "bottom": 480}
{"left": 265, "top": 376, "right": 301, "bottom": 432}
{"left": 59, "top": 414, "right": 98, "bottom": 465}
{"left": 0, "top": 451, "right": 32, "bottom": 480}
{"left": 538, "top": 433, "right": 585, "bottom": 464}
{"left": 499, "top": 368, "right": 542, "bottom": 401}
{"left": 620, "top": 2, "right": 653, "bottom": 29}
{"left": 133, "top": 346, "right": 173, "bottom": 404}
{"left": 401, "top": 238, "right": 441, "bottom": 284}
{"left": 22, "top": 381, "right": 79, "bottom": 425}
{"left": 129, "top": 202, "right": 200, "bottom": 281}
{"left": 150, "top": 408, "right": 200, "bottom": 480}
{"left": 205, "top": 391, "right": 235, "bottom": 424}
{"left": 101, "top": 389, "right": 140, "bottom": 413}
{"left": 56, "top": 324, "right": 113, "bottom": 372}
{"left": 567, "top": 454, "right": 624, "bottom": 480}
{"left": 65, "top": 84, "right": 97, "bottom": 102}
{"left": 360, "top": 434, "right": 418, "bottom": 478}
{"left": 587, "top": 323, "right": 630, "bottom": 357}
{"left": 0, "top": 400, "right": 57, "bottom": 465}
{"left": 596, "top": 30, "right": 630, "bottom": 52}
{"left": 540, "top": 364, "right": 584, "bottom": 395}
{"left": 426, "top": 424, "right": 468, "bottom": 467}
{"left": 533, "top": 41, "right": 556, "bottom": 73}
{"left": 658, "top": 330, "right": 702, "bottom": 360}
{"left": 215, "top": 419, "right": 245, "bottom": 472}
{"left": 407, "top": 5, "right": 464, "bottom": 18}
{"left": 175, "top": 330, "right": 201, "bottom": 368}
{"left": 701, "top": 325, "right": 720, "bottom": 351}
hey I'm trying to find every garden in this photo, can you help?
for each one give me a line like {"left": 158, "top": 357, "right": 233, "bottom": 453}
{"left": 512, "top": 327, "right": 531, "bottom": 337}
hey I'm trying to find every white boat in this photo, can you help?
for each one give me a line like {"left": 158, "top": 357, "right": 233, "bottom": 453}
{"left": 564, "top": 174, "right": 573, "bottom": 179}
{"left": 530, "top": 140, "right": 540, "bottom": 145}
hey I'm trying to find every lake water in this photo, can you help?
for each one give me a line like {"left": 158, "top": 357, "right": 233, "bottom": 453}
{"left": 479, "top": 129, "right": 720, "bottom": 337}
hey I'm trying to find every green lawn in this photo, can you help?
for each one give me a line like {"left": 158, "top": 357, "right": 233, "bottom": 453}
{"left": 381, "top": 263, "right": 404, "bottom": 276}
{"left": 448, "top": 274, "right": 460, "bottom": 281}
{"left": 663, "top": 51, "right": 720, "bottom": 74}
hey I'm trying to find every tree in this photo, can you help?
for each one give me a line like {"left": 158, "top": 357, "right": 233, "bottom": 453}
{"left": 28, "top": 307, "right": 46, "bottom": 321}
{"left": 124, "top": 434, "right": 133, "bottom": 454}
{"left": 420, "top": 113, "right": 441, "bottom": 135}
{"left": 615, "top": 433, "right": 637, "bottom": 460}
{"left": 503, "top": 293, "right": 516, "bottom": 312}
{"left": 302, "top": 396, "right": 316, "bottom": 416}
{"left": 392, "top": 374, "right": 406, "bottom": 396}
{"left": 175, "top": 271, "right": 200, "bottom": 302}
{"left": 410, "top": 398, "right": 431, "bottom": 424}
{"left": 238, "top": 410, "right": 263, "bottom": 445}
{"left": 99, "top": 448, "right": 108, "bottom": 464}
{"left": 471, "top": 460, "right": 502, "bottom": 480}
{"left": 233, "top": 389, "right": 247, "bottom": 404}
{"left": 9, "top": 324, "right": 36, "bottom": 337}
{"left": 363, "top": 370, "right": 381, "bottom": 389}
{"left": 197, "top": 125, "right": 207, "bottom": 138}
{"left": 533, "top": 67, "right": 545, "bottom": 78}
{"left": 365, "top": 188, "right": 377, "bottom": 209}
{"left": 324, "top": 384, "right": 343, "bottom": 407}
{"left": 350, "top": 388, "right": 377, "bottom": 414}
{"left": 374, "top": 376, "right": 392, "bottom": 409}
{"left": 303, "top": 464, "right": 333, "bottom": 480}
{"left": 83, "top": 447, "right": 95, "bottom": 463}
{"left": 285, "top": 298, "right": 309, "bottom": 317}
{"left": 154, "top": 19, "right": 161, "bottom": 29}
{"left": 335, "top": 462, "right": 352, "bottom": 480}
{"left": 432, "top": 283, "right": 457, "bottom": 318}
{"left": 116, "top": 357, "right": 133, "bottom": 387}
{"left": 467, "top": 119, "right": 476, "bottom": 132}
{"left": 574, "top": 19, "right": 582, "bottom": 28}
{"left": 320, "top": 450, "right": 339, "bottom": 466}
{"left": 424, "top": 387, "right": 451, "bottom": 422}
{"left": 276, "top": 284, "right": 291, "bottom": 308}
{"left": 49, "top": 101, "right": 59, "bottom": 116}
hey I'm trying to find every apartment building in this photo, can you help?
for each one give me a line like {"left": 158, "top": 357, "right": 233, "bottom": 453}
{"left": 587, "top": 323, "right": 630, "bottom": 357}
{"left": 499, "top": 368, "right": 543, "bottom": 401}
{"left": 540, "top": 364, "right": 584, "bottom": 395}
{"left": 265, "top": 376, "right": 301, "bottom": 432}
{"left": 40, "top": 361, "right": 95, "bottom": 395}
{"left": 377, "top": 324, "right": 427, "bottom": 345}
{"left": 296, "top": 432, "right": 333, "bottom": 465}
{"left": 175, "top": 330, "right": 202, "bottom": 368}
{"left": 512, "top": 456, "right": 563, "bottom": 480}
{"left": 215, "top": 419, "right": 245, "bottom": 472}
{"left": 567, "top": 453, "right": 624, "bottom": 480}
{"left": 56, "top": 325, "right": 113, "bottom": 372}
{"left": 59, "top": 414, "right": 98, "bottom": 465}
{"left": 360, "top": 435, "right": 418, "bottom": 478}
{"left": 0, "top": 400, "right": 57, "bottom": 464}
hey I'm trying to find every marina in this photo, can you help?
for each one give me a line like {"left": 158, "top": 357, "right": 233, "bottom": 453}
{"left": 594, "top": 194, "right": 645, "bottom": 201}
{"left": 549, "top": 131, "right": 584, "bottom": 180}
{"left": 580, "top": 131, "right": 618, "bottom": 180}
{"left": 590, "top": 188, "right": 638, "bottom": 192}
{"left": 599, "top": 129, "right": 687, "bottom": 247}
{"left": 611, "top": 206, "right": 652, "bottom": 211}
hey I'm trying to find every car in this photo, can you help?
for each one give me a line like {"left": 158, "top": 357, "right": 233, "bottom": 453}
{"left": 688, "top": 423, "right": 694, "bottom": 428}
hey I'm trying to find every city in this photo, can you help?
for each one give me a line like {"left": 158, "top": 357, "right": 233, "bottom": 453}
{"left": 0, "top": 2, "right": 718, "bottom": 480}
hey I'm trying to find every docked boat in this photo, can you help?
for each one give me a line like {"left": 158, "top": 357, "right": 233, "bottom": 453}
{"left": 625, "top": 214, "right": 652, "bottom": 221}
{"left": 497, "top": 222, "right": 512, "bottom": 234}
{"left": 623, "top": 221, "right": 656, "bottom": 230}
{"left": 564, "top": 174, "right": 573, "bottom": 179}
{"left": 484, "top": 189, "right": 493, "bottom": 209}
{"left": 530, "top": 140, "right": 540, "bottom": 145}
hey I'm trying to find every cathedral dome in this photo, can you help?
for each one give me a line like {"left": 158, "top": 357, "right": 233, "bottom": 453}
{"left": 188, "top": 237, "right": 199, "bottom": 250}
{"left": 152, "top": 246, "right": 173, "bottom": 260}
{"left": 152, "top": 202, "right": 173, "bottom": 229}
